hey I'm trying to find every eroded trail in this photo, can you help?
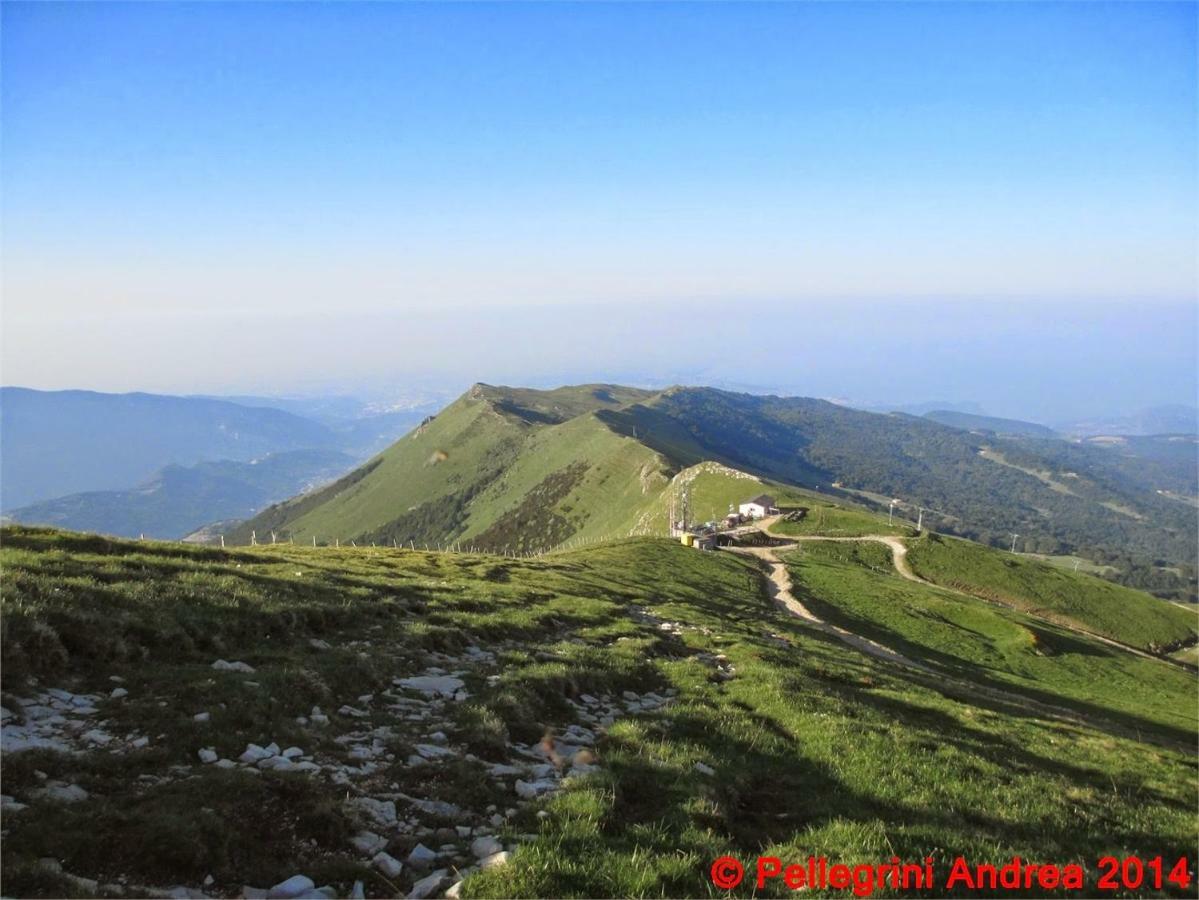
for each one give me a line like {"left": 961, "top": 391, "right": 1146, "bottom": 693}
{"left": 767, "top": 528, "right": 1185, "bottom": 669}
{"left": 725, "top": 538, "right": 1191, "bottom": 748}
{"left": 725, "top": 543, "right": 927, "bottom": 671}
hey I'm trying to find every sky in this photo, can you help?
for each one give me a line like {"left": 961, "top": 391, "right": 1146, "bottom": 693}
{"left": 2, "top": 1, "right": 1196, "bottom": 420}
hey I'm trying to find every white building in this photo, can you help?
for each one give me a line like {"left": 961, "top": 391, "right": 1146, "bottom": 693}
{"left": 738, "top": 494, "right": 778, "bottom": 519}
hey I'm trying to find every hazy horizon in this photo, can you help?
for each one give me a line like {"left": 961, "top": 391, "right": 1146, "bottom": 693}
{"left": 3, "top": 2, "right": 1196, "bottom": 422}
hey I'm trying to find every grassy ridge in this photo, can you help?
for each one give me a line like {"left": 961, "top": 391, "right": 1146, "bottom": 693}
{"left": 905, "top": 534, "right": 1198, "bottom": 652}
{"left": 1, "top": 526, "right": 1195, "bottom": 897}
{"left": 784, "top": 542, "right": 1198, "bottom": 744}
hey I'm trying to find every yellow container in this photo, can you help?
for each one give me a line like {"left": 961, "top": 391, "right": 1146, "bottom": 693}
{"left": 680, "top": 533, "right": 694, "bottom": 547}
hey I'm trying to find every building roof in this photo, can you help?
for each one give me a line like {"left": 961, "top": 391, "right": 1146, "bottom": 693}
{"left": 744, "top": 494, "right": 775, "bottom": 507}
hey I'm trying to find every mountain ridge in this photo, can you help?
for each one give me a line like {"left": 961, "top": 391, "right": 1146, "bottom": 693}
{"left": 231, "top": 383, "right": 1197, "bottom": 568}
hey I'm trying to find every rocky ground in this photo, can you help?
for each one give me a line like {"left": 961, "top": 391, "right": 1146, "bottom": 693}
{"left": 1, "top": 640, "right": 679, "bottom": 899}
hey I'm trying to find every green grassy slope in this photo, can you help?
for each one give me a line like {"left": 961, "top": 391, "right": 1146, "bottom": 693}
{"left": 1, "top": 526, "right": 1195, "bottom": 898}
{"left": 231, "top": 386, "right": 681, "bottom": 553}
{"left": 234, "top": 384, "right": 1197, "bottom": 568}
{"left": 770, "top": 502, "right": 917, "bottom": 538}
{"left": 905, "top": 534, "right": 1198, "bottom": 652}
{"left": 784, "top": 542, "right": 1197, "bottom": 743}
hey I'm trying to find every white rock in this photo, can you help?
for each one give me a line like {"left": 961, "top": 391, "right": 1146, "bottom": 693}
{"left": 396, "top": 675, "right": 464, "bottom": 698}
{"left": 350, "top": 797, "right": 397, "bottom": 828}
{"left": 194, "top": 712, "right": 211, "bottom": 723}
{"left": 215, "top": 759, "right": 237, "bottom": 769}
{"left": 309, "top": 639, "right": 331, "bottom": 650}
{"left": 349, "top": 831, "right": 386, "bottom": 855}
{"left": 281, "top": 746, "right": 304, "bottom": 759}
{"left": 514, "top": 778, "right": 556, "bottom": 800}
{"left": 131, "top": 736, "right": 150, "bottom": 749}
{"left": 348, "top": 882, "right": 365, "bottom": 900}
{"left": 239, "top": 743, "right": 274, "bottom": 764}
{"left": 36, "top": 781, "right": 89, "bottom": 803}
{"left": 470, "top": 835, "right": 503, "bottom": 859}
{"left": 407, "top": 843, "right": 438, "bottom": 867}
{"left": 266, "top": 875, "right": 314, "bottom": 899}
{"left": 372, "top": 851, "right": 404, "bottom": 879}
{"left": 1, "top": 795, "right": 28, "bottom": 813}
{"left": 480, "top": 851, "right": 511, "bottom": 870}
{"left": 110, "top": 687, "right": 129, "bottom": 699}
{"left": 198, "top": 748, "right": 218, "bottom": 764}
{"left": 444, "top": 881, "right": 464, "bottom": 899}
{"left": 338, "top": 705, "right": 369, "bottom": 718}
{"left": 264, "top": 742, "right": 280, "bottom": 756}
{"left": 694, "top": 761, "right": 715, "bottom": 776}
{"left": 414, "top": 743, "right": 455, "bottom": 760}
{"left": 406, "top": 870, "right": 448, "bottom": 900}
{"left": 212, "top": 660, "right": 256, "bottom": 674}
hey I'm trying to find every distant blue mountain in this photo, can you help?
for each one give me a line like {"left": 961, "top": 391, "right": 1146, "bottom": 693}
{"left": 0, "top": 388, "right": 338, "bottom": 510}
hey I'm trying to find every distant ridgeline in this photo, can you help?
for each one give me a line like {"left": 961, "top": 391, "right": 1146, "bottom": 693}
{"left": 230, "top": 384, "right": 1197, "bottom": 580}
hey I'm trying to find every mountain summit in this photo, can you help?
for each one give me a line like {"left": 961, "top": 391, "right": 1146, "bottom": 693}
{"left": 232, "top": 384, "right": 1196, "bottom": 563}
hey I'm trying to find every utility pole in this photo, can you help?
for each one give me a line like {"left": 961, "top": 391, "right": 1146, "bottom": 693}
{"left": 250, "top": 530, "right": 256, "bottom": 546}
{"left": 916, "top": 508, "right": 924, "bottom": 532}
{"left": 1073, "top": 559, "right": 1080, "bottom": 572}
{"left": 889, "top": 499, "right": 898, "bottom": 526}
{"left": 1010, "top": 533, "right": 1019, "bottom": 553}
{"left": 313, "top": 536, "right": 316, "bottom": 547}
{"left": 220, "top": 535, "right": 225, "bottom": 548}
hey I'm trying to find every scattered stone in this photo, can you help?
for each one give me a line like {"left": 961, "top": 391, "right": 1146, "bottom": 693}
{"left": 406, "top": 869, "right": 448, "bottom": 900}
{"left": 514, "top": 779, "right": 556, "bottom": 800}
{"left": 407, "top": 843, "right": 438, "bottom": 867}
{"left": 372, "top": 851, "right": 404, "bottom": 879}
{"left": 414, "top": 743, "right": 455, "bottom": 760}
{"left": 239, "top": 743, "right": 274, "bottom": 764}
{"left": 266, "top": 875, "right": 314, "bottom": 899}
{"left": 470, "top": 835, "right": 503, "bottom": 859}
{"left": 110, "top": 687, "right": 129, "bottom": 699}
{"left": 198, "top": 748, "right": 218, "bottom": 764}
{"left": 131, "top": 736, "right": 150, "bottom": 749}
{"left": 396, "top": 675, "right": 464, "bottom": 698}
{"left": 348, "top": 882, "right": 365, "bottom": 900}
{"left": 480, "top": 851, "right": 511, "bottom": 870}
{"left": 309, "top": 639, "right": 332, "bottom": 651}
{"left": 349, "top": 831, "right": 386, "bottom": 856}
{"left": 338, "top": 705, "right": 369, "bottom": 718}
{"left": 34, "top": 781, "right": 89, "bottom": 803}
{"left": 444, "top": 881, "right": 465, "bottom": 899}
{"left": 1, "top": 795, "right": 28, "bottom": 813}
{"left": 212, "top": 660, "right": 256, "bottom": 674}
{"left": 194, "top": 712, "right": 211, "bottom": 723}
{"left": 281, "top": 746, "right": 304, "bottom": 759}
{"left": 349, "top": 796, "right": 397, "bottom": 828}
{"left": 694, "top": 761, "right": 715, "bottom": 776}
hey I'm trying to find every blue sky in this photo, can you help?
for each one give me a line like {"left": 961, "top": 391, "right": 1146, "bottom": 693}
{"left": 2, "top": 2, "right": 1195, "bottom": 416}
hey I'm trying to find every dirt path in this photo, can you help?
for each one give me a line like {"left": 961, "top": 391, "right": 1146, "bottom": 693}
{"left": 726, "top": 543, "right": 928, "bottom": 671}
{"left": 758, "top": 526, "right": 1187, "bottom": 669}
{"left": 726, "top": 540, "right": 1191, "bottom": 747}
